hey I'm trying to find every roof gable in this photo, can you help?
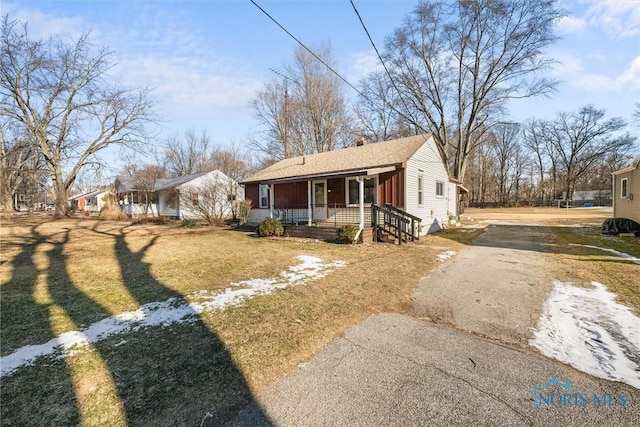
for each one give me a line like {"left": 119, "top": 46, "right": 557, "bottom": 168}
{"left": 153, "top": 170, "right": 213, "bottom": 191}
{"left": 243, "top": 134, "right": 435, "bottom": 184}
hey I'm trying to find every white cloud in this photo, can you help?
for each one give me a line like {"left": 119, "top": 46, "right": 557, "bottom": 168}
{"left": 551, "top": 51, "right": 640, "bottom": 93}
{"left": 556, "top": 15, "right": 586, "bottom": 34}
{"left": 616, "top": 55, "right": 640, "bottom": 90}
{"left": 584, "top": 2, "right": 640, "bottom": 38}
{"left": 3, "top": 2, "right": 86, "bottom": 41}
{"left": 346, "top": 50, "right": 381, "bottom": 83}
{"left": 114, "top": 56, "right": 262, "bottom": 118}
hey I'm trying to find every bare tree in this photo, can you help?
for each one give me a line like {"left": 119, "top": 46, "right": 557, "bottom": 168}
{"left": 120, "top": 164, "right": 165, "bottom": 215}
{"left": 251, "top": 42, "right": 353, "bottom": 160}
{"left": 369, "top": 0, "right": 562, "bottom": 183}
{"left": 354, "top": 70, "right": 416, "bottom": 142}
{"left": 0, "top": 17, "right": 155, "bottom": 217}
{"left": 0, "top": 120, "right": 46, "bottom": 211}
{"left": 164, "top": 129, "right": 211, "bottom": 177}
{"left": 178, "top": 172, "right": 234, "bottom": 226}
{"left": 488, "top": 123, "right": 521, "bottom": 206}
{"left": 530, "top": 106, "right": 636, "bottom": 204}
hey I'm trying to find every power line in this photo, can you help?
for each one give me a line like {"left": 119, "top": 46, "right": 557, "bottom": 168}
{"left": 348, "top": 0, "right": 416, "bottom": 128}
{"left": 250, "top": 0, "right": 366, "bottom": 99}
{"left": 251, "top": 0, "right": 434, "bottom": 145}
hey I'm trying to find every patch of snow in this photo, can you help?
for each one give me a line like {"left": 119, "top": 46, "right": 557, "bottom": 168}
{"left": 0, "top": 255, "right": 346, "bottom": 378}
{"left": 530, "top": 280, "right": 640, "bottom": 389}
{"left": 569, "top": 243, "right": 640, "bottom": 265}
{"left": 436, "top": 251, "right": 456, "bottom": 262}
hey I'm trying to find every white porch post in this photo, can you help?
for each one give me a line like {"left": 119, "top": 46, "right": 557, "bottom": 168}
{"left": 357, "top": 176, "right": 364, "bottom": 230}
{"left": 268, "top": 185, "right": 274, "bottom": 219}
{"left": 307, "top": 180, "right": 312, "bottom": 225}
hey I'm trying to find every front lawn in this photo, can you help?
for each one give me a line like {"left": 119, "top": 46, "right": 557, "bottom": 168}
{"left": 0, "top": 217, "right": 461, "bottom": 426}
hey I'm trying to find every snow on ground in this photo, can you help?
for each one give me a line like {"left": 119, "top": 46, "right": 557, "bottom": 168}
{"left": 530, "top": 280, "right": 640, "bottom": 389}
{"left": 0, "top": 255, "right": 347, "bottom": 378}
{"left": 436, "top": 251, "right": 456, "bottom": 262}
{"left": 569, "top": 243, "right": 640, "bottom": 265}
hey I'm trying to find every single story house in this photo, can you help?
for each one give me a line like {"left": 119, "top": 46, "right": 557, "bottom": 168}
{"left": 612, "top": 160, "right": 640, "bottom": 223}
{"left": 241, "top": 134, "right": 463, "bottom": 238}
{"left": 69, "top": 189, "right": 113, "bottom": 213}
{"left": 155, "top": 170, "right": 242, "bottom": 219}
{"left": 114, "top": 176, "right": 149, "bottom": 216}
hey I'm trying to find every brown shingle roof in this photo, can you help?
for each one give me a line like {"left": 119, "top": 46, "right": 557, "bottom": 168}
{"left": 242, "top": 134, "right": 433, "bottom": 184}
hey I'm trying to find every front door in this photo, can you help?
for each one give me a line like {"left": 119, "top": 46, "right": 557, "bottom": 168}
{"left": 312, "top": 180, "right": 327, "bottom": 222}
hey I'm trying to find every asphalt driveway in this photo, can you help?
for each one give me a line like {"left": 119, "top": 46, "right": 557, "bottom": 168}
{"left": 225, "top": 224, "right": 640, "bottom": 426}
{"left": 412, "top": 223, "right": 555, "bottom": 346}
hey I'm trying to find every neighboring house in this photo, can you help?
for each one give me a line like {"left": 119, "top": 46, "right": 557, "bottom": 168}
{"left": 155, "top": 170, "right": 242, "bottom": 219}
{"left": 115, "top": 176, "right": 152, "bottom": 216}
{"left": 69, "top": 189, "right": 112, "bottom": 213}
{"left": 612, "top": 160, "right": 640, "bottom": 223}
{"left": 242, "top": 134, "right": 462, "bottom": 236}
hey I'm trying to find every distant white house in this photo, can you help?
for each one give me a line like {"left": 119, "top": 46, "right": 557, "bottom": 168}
{"left": 69, "top": 189, "right": 113, "bottom": 212}
{"left": 155, "top": 170, "right": 243, "bottom": 219}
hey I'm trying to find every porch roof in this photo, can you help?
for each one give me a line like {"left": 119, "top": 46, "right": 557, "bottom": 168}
{"left": 242, "top": 134, "right": 433, "bottom": 185}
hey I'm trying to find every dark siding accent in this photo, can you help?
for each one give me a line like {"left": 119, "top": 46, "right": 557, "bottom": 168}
{"left": 274, "top": 182, "right": 307, "bottom": 207}
{"left": 327, "top": 178, "right": 345, "bottom": 205}
{"left": 379, "top": 169, "right": 404, "bottom": 208}
{"left": 245, "top": 184, "right": 260, "bottom": 208}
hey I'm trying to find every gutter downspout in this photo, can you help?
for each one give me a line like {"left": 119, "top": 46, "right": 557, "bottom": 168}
{"left": 354, "top": 176, "right": 365, "bottom": 242}
{"left": 268, "top": 185, "right": 274, "bottom": 219}
{"left": 307, "top": 180, "right": 312, "bottom": 225}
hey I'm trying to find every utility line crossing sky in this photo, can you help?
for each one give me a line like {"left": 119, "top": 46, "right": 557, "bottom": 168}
{"left": 4, "top": 0, "right": 640, "bottom": 170}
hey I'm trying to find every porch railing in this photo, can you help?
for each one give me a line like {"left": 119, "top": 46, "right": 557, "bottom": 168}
{"left": 371, "top": 204, "right": 422, "bottom": 244}
{"left": 272, "top": 203, "right": 372, "bottom": 226}
{"left": 271, "top": 202, "right": 422, "bottom": 244}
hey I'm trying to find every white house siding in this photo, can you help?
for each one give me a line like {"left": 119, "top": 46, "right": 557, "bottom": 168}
{"left": 404, "top": 137, "right": 453, "bottom": 235}
{"left": 247, "top": 208, "right": 272, "bottom": 225}
{"left": 158, "top": 171, "right": 243, "bottom": 220}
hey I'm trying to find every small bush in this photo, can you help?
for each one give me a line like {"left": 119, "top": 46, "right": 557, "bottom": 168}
{"left": 257, "top": 218, "right": 284, "bottom": 237}
{"left": 98, "top": 206, "right": 129, "bottom": 221}
{"left": 237, "top": 199, "right": 252, "bottom": 225}
{"left": 181, "top": 219, "right": 199, "bottom": 228}
{"left": 338, "top": 224, "right": 359, "bottom": 244}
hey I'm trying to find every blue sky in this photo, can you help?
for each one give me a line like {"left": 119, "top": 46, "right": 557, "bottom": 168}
{"left": 4, "top": 0, "right": 640, "bottom": 168}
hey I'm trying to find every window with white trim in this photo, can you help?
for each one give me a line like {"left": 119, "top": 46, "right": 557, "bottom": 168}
{"left": 418, "top": 174, "right": 424, "bottom": 206}
{"left": 436, "top": 180, "right": 444, "bottom": 198}
{"left": 621, "top": 178, "right": 628, "bottom": 198}
{"left": 259, "top": 185, "right": 269, "bottom": 208}
{"left": 346, "top": 177, "right": 376, "bottom": 205}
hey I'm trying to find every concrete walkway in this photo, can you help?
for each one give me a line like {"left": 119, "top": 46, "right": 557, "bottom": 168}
{"left": 226, "top": 223, "right": 640, "bottom": 426}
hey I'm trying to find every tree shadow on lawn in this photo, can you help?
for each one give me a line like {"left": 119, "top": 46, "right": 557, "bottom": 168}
{"left": 1, "top": 222, "right": 271, "bottom": 426}
{"left": 1, "top": 224, "right": 85, "bottom": 425}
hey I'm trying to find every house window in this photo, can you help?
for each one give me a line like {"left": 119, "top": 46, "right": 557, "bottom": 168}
{"left": 346, "top": 177, "right": 376, "bottom": 205}
{"left": 436, "top": 180, "right": 444, "bottom": 198}
{"left": 259, "top": 185, "right": 269, "bottom": 208}
{"left": 191, "top": 193, "right": 199, "bottom": 206}
{"left": 168, "top": 191, "right": 179, "bottom": 208}
{"left": 621, "top": 178, "right": 628, "bottom": 198}
{"left": 418, "top": 174, "right": 424, "bottom": 206}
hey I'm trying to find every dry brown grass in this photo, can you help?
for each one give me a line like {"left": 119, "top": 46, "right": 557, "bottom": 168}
{"left": 3, "top": 207, "right": 635, "bottom": 425}
{"left": 0, "top": 216, "right": 458, "bottom": 425}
